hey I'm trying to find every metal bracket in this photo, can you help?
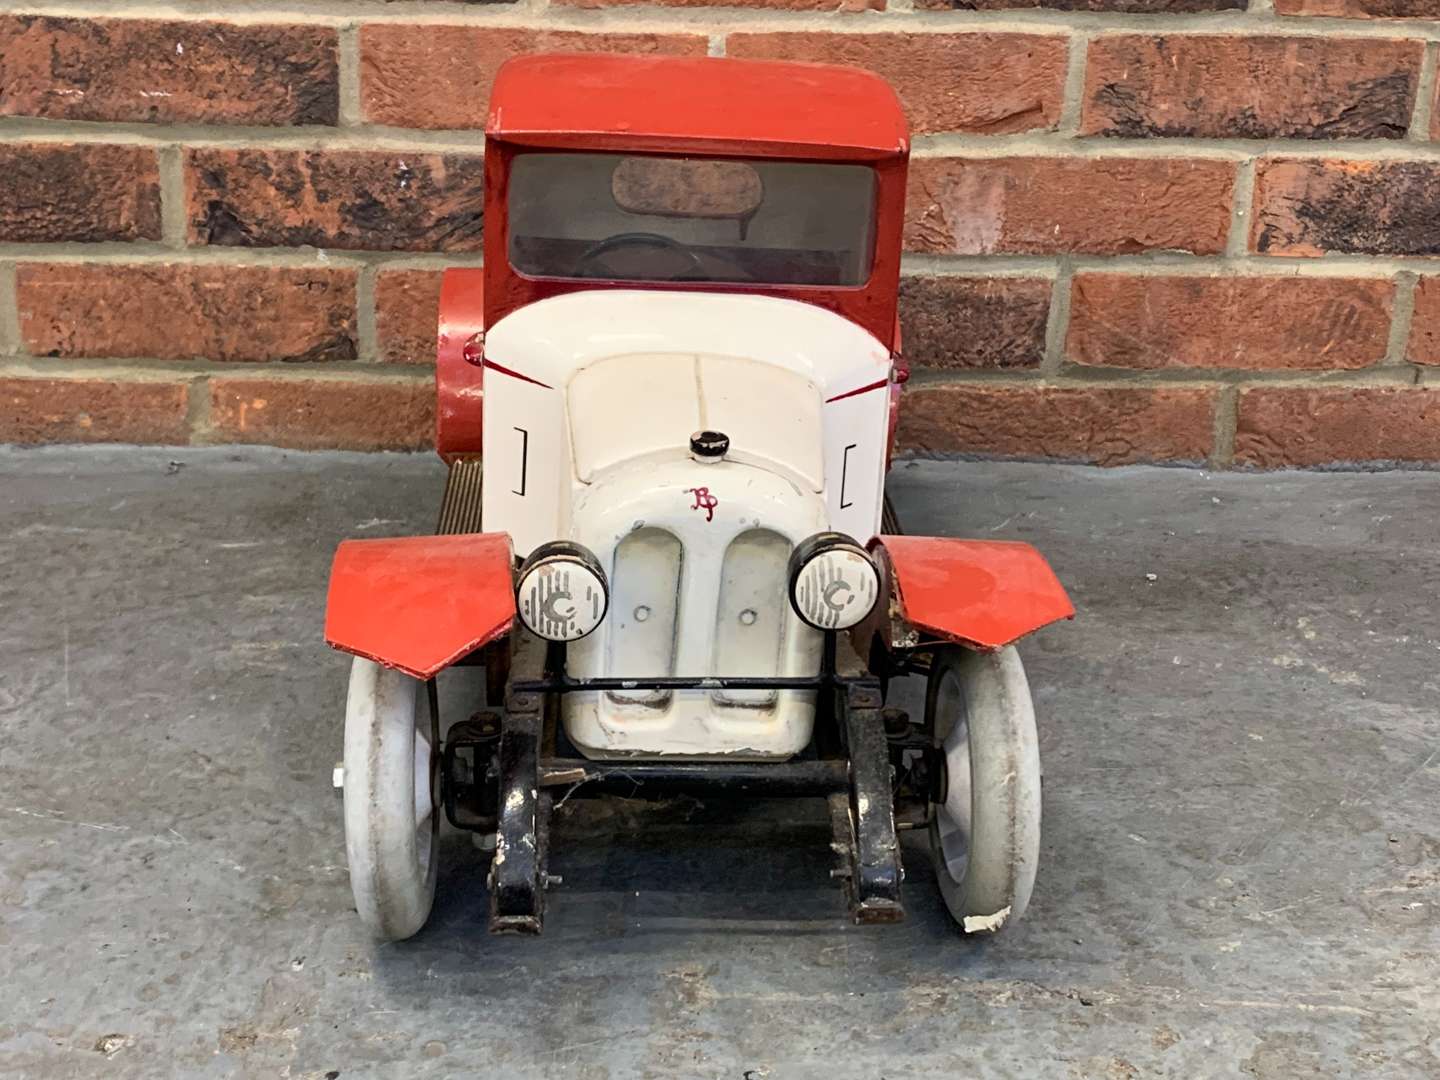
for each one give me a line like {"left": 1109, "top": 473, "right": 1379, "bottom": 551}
{"left": 838, "top": 679, "right": 905, "bottom": 924}
{"left": 488, "top": 632, "right": 551, "bottom": 934}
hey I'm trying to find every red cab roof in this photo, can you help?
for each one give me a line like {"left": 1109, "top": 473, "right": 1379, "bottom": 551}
{"left": 487, "top": 53, "right": 909, "bottom": 161}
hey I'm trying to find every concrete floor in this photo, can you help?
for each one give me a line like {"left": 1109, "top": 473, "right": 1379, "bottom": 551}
{"left": 1, "top": 447, "right": 1438, "bottom": 1079}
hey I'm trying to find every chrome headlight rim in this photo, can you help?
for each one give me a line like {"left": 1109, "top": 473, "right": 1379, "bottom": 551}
{"left": 515, "top": 540, "right": 610, "bottom": 642}
{"left": 786, "top": 531, "right": 881, "bottom": 632}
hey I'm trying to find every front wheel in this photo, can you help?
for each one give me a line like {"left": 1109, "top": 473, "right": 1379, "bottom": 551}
{"left": 343, "top": 657, "right": 438, "bottom": 940}
{"left": 925, "top": 646, "right": 1042, "bottom": 933}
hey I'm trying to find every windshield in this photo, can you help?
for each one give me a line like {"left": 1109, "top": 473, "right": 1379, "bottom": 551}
{"left": 507, "top": 153, "right": 877, "bottom": 287}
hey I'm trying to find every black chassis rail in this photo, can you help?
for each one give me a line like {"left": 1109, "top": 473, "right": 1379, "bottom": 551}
{"left": 477, "top": 630, "right": 906, "bottom": 932}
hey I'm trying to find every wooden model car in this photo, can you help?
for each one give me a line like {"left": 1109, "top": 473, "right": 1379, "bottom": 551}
{"left": 324, "top": 53, "right": 1074, "bottom": 940}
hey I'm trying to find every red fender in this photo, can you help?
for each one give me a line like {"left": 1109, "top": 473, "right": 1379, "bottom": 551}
{"left": 436, "top": 267, "right": 486, "bottom": 463}
{"left": 871, "top": 535, "right": 1074, "bottom": 651}
{"left": 325, "top": 532, "right": 515, "bottom": 679}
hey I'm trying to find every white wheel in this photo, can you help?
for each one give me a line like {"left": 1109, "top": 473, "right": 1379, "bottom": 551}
{"left": 343, "top": 657, "right": 438, "bottom": 940}
{"left": 925, "top": 646, "right": 1041, "bottom": 933}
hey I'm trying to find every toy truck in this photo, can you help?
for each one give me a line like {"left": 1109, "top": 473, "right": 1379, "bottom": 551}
{"left": 325, "top": 53, "right": 1074, "bottom": 940}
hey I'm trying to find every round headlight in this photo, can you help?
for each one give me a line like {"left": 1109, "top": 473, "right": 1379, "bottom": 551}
{"left": 516, "top": 541, "right": 609, "bottom": 642}
{"left": 787, "top": 532, "right": 881, "bottom": 631}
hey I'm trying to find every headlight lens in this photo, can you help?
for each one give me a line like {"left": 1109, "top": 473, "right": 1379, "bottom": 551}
{"left": 516, "top": 541, "right": 609, "bottom": 642}
{"left": 787, "top": 532, "right": 880, "bottom": 631}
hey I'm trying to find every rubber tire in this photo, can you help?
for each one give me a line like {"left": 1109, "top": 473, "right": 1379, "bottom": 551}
{"left": 343, "top": 657, "right": 438, "bottom": 941}
{"left": 925, "top": 646, "right": 1041, "bottom": 933}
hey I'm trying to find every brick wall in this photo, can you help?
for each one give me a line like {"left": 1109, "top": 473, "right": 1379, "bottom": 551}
{"left": 1, "top": 1, "right": 1439, "bottom": 468}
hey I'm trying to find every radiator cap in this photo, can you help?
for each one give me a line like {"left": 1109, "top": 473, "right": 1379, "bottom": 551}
{"left": 689, "top": 430, "right": 730, "bottom": 461}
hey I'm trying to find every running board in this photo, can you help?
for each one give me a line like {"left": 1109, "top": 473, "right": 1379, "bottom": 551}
{"left": 437, "top": 457, "right": 484, "bottom": 535}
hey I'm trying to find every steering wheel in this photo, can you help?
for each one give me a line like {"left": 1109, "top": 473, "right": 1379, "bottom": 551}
{"left": 573, "top": 232, "right": 704, "bottom": 280}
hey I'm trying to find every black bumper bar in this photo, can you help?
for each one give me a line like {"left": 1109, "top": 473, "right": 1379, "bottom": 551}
{"left": 537, "top": 757, "right": 850, "bottom": 798}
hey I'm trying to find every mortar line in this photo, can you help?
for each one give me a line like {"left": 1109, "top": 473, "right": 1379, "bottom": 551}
{"left": 1040, "top": 260, "right": 1073, "bottom": 376}
{"left": 11, "top": 114, "right": 1440, "bottom": 160}
{"left": 0, "top": 244, "right": 486, "bottom": 269}
{"left": 1225, "top": 157, "right": 1257, "bottom": 258}
{"left": 356, "top": 263, "right": 378, "bottom": 363}
{"left": 8, "top": 2, "right": 1440, "bottom": 40}
{"left": 0, "top": 262, "right": 21, "bottom": 357}
{"left": 1382, "top": 272, "right": 1419, "bottom": 367}
{"left": 338, "top": 21, "right": 363, "bottom": 128}
{"left": 904, "top": 366, "right": 1422, "bottom": 387}
{"left": 1, "top": 242, "right": 1434, "bottom": 277}
{"left": 17, "top": 117, "right": 1440, "bottom": 162}
{"left": 1057, "top": 31, "right": 1091, "bottom": 137}
{"left": 157, "top": 144, "right": 188, "bottom": 249}
{"left": 186, "top": 375, "right": 214, "bottom": 445}
{"left": 1408, "top": 42, "right": 1438, "bottom": 141}
{"left": 907, "top": 135, "right": 1434, "bottom": 159}
{"left": 900, "top": 253, "right": 1429, "bottom": 276}
{"left": 0, "top": 355, "right": 437, "bottom": 381}
{"left": 0, "top": 351, "right": 1424, "bottom": 390}
{"left": 1210, "top": 383, "right": 1239, "bottom": 468}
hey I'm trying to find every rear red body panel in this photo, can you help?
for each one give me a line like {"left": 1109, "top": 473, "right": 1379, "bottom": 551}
{"left": 435, "top": 268, "right": 487, "bottom": 462}
{"left": 325, "top": 532, "right": 515, "bottom": 680}
{"left": 872, "top": 535, "right": 1074, "bottom": 651}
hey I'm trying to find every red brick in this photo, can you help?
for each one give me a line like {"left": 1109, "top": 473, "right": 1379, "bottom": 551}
{"left": 567, "top": 0, "right": 879, "bottom": 9}
{"left": 0, "top": 16, "right": 337, "bottom": 127}
{"left": 185, "top": 149, "right": 485, "bottom": 252}
{"left": 728, "top": 33, "right": 1066, "bottom": 136}
{"left": 1235, "top": 387, "right": 1440, "bottom": 466}
{"left": 1253, "top": 159, "right": 1440, "bottom": 257}
{"left": 1083, "top": 36, "right": 1420, "bottom": 140}
{"left": 17, "top": 263, "right": 355, "bottom": 363}
{"left": 897, "top": 384, "right": 1217, "bottom": 465}
{"left": 376, "top": 269, "right": 444, "bottom": 365}
{"left": 0, "top": 376, "right": 189, "bottom": 444}
{"left": 906, "top": 157, "right": 1234, "bottom": 256}
{"left": 361, "top": 26, "right": 707, "bottom": 130}
{"left": 1274, "top": 0, "right": 1440, "bottom": 16}
{"left": 919, "top": 0, "right": 1239, "bottom": 8}
{"left": 209, "top": 376, "right": 435, "bottom": 451}
{"left": 1067, "top": 274, "right": 1394, "bottom": 371}
{"left": 899, "top": 277, "right": 1051, "bottom": 369}
{"left": 1405, "top": 276, "right": 1440, "bottom": 364}
{"left": 0, "top": 144, "right": 160, "bottom": 243}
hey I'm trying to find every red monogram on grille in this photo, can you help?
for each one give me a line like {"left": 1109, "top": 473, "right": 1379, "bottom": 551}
{"left": 686, "top": 486, "right": 719, "bottom": 522}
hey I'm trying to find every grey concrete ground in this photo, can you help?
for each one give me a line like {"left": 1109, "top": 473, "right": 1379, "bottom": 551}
{"left": 1, "top": 447, "right": 1438, "bottom": 1079}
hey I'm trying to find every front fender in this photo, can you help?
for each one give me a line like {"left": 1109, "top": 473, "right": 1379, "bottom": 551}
{"left": 325, "top": 532, "right": 515, "bottom": 679}
{"left": 871, "top": 535, "right": 1074, "bottom": 651}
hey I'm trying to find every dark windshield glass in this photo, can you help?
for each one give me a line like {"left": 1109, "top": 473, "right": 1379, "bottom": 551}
{"left": 508, "top": 153, "right": 877, "bottom": 287}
